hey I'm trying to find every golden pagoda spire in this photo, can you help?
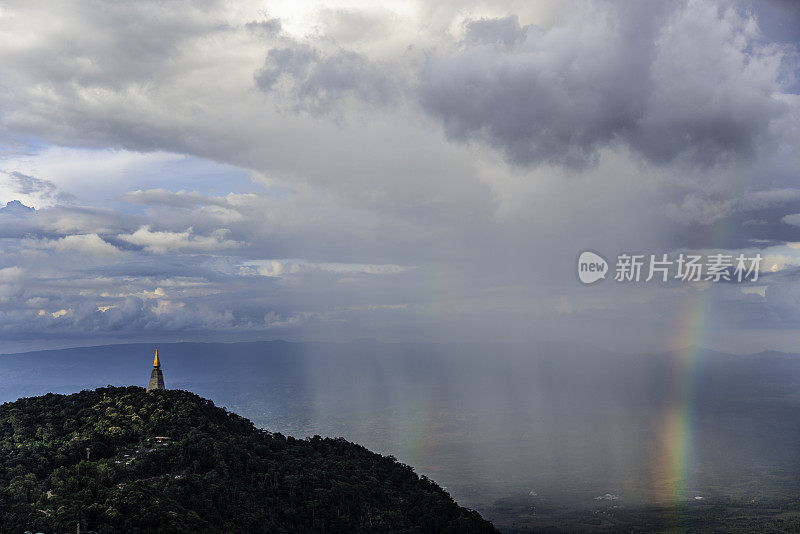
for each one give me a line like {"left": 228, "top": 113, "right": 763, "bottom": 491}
{"left": 148, "top": 348, "right": 166, "bottom": 391}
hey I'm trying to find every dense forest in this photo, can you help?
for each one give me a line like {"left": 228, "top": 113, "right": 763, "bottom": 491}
{"left": 0, "top": 386, "right": 497, "bottom": 533}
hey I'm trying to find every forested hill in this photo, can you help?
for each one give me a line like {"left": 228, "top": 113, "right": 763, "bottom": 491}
{"left": 0, "top": 387, "right": 496, "bottom": 533}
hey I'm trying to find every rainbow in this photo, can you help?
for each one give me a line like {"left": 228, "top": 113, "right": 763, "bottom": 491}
{"left": 651, "top": 292, "right": 710, "bottom": 515}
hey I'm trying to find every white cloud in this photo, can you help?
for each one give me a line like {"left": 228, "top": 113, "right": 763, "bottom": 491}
{"left": 239, "top": 259, "right": 407, "bottom": 277}
{"left": 120, "top": 189, "right": 241, "bottom": 208}
{"left": 117, "top": 226, "right": 242, "bottom": 254}
{"left": 742, "top": 188, "right": 800, "bottom": 209}
{"left": 0, "top": 266, "right": 24, "bottom": 282}
{"left": 47, "top": 233, "right": 119, "bottom": 256}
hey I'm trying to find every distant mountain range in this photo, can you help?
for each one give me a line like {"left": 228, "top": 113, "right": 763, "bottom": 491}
{"left": 2, "top": 340, "right": 798, "bottom": 404}
{"left": 0, "top": 340, "right": 463, "bottom": 401}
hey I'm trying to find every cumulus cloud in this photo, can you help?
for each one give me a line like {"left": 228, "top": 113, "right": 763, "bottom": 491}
{"left": 0, "top": 205, "right": 135, "bottom": 238}
{"left": 743, "top": 188, "right": 800, "bottom": 209}
{"left": 244, "top": 18, "right": 282, "bottom": 38}
{"left": 0, "top": 199, "right": 34, "bottom": 216}
{"left": 254, "top": 43, "right": 399, "bottom": 113}
{"left": 0, "top": 266, "right": 25, "bottom": 283}
{"left": 117, "top": 226, "right": 242, "bottom": 254}
{"left": 420, "top": 2, "right": 794, "bottom": 167}
{"left": 463, "top": 15, "right": 530, "bottom": 47}
{"left": 0, "top": 266, "right": 26, "bottom": 303}
{"left": 46, "top": 234, "right": 120, "bottom": 256}
{"left": 781, "top": 213, "right": 800, "bottom": 226}
{"left": 239, "top": 259, "right": 407, "bottom": 277}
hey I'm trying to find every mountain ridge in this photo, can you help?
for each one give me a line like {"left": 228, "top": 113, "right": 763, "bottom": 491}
{"left": 0, "top": 386, "right": 497, "bottom": 533}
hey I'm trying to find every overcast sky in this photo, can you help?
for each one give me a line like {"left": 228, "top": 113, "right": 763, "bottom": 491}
{"left": 1, "top": 0, "right": 800, "bottom": 353}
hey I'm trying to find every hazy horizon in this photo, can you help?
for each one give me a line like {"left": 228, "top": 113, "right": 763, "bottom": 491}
{"left": 1, "top": 337, "right": 798, "bottom": 358}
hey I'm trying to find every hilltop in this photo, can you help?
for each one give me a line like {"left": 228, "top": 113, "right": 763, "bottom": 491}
{"left": 0, "top": 387, "right": 497, "bottom": 533}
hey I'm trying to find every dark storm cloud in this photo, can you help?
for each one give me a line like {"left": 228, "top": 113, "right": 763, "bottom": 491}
{"left": 463, "top": 15, "right": 529, "bottom": 47}
{"left": 420, "top": 3, "right": 793, "bottom": 168}
{"left": 255, "top": 44, "right": 398, "bottom": 113}
{"left": 244, "top": 18, "right": 282, "bottom": 38}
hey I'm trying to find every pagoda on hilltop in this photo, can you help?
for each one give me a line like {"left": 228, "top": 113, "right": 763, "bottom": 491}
{"left": 147, "top": 348, "right": 166, "bottom": 392}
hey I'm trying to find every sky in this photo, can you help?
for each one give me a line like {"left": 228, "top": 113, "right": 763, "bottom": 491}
{"left": 1, "top": 0, "right": 800, "bottom": 353}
